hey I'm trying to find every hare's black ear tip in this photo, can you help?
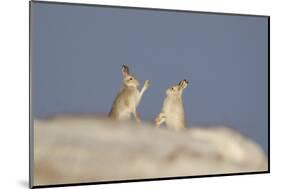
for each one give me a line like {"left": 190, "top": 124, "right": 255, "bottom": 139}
{"left": 122, "top": 65, "right": 128, "bottom": 69}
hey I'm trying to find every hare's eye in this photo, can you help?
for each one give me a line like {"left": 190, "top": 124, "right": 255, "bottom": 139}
{"left": 130, "top": 78, "right": 133, "bottom": 80}
{"left": 171, "top": 87, "right": 174, "bottom": 90}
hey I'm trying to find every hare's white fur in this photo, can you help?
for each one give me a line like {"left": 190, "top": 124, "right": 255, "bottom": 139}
{"left": 155, "top": 80, "right": 188, "bottom": 130}
{"left": 109, "top": 65, "right": 150, "bottom": 123}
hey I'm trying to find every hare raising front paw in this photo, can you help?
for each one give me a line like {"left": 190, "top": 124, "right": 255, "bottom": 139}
{"left": 108, "top": 65, "right": 150, "bottom": 123}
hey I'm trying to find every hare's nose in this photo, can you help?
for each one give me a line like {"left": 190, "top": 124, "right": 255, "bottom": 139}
{"left": 184, "top": 79, "right": 189, "bottom": 84}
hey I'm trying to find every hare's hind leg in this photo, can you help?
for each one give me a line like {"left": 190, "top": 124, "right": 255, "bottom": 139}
{"left": 155, "top": 112, "right": 166, "bottom": 127}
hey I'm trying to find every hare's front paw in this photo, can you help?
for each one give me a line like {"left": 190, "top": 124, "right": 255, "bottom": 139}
{"left": 155, "top": 116, "right": 161, "bottom": 126}
{"left": 155, "top": 113, "right": 165, "bottom": 127}
{"left": 144, "top": 80, "right": 151, "bottom": 89}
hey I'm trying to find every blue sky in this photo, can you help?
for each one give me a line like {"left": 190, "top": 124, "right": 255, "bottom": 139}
{"left": 31, "top": 2, "right": 268, "bottom": 152}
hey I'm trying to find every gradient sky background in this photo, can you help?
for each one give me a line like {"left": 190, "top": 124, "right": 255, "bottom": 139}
{"left": 31, "top": 2, "right": 268, "bottom": 152}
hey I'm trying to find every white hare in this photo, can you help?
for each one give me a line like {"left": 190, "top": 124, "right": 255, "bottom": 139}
{"left": 108, "top": 65, "right": 150, "bottom": 123}
{"left": 155, "top": 79, "right": 188, "bottom": 130}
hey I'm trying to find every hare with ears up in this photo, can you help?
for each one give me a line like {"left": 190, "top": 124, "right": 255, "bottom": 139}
{"left": 108, "top": 65, "right": 150, "bottom": 123}
{"left": 155, "top": 79, "right": 188, "bottom": 130}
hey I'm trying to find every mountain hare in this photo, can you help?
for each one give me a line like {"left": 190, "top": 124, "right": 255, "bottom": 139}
{"left": 108, "top": 65, "right": 150, "bottom": 123}
{"left": 155, "top": 79, "right": 188, "bottom": 130}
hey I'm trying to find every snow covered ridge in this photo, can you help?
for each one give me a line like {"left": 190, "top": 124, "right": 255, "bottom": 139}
{"left": 33, "top": 116, "right": 268, "bottom": 186}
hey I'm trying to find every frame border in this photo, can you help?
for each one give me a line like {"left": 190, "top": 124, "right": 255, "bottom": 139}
{"left": 29, "top": 1, "right": 270, "bottom": 188}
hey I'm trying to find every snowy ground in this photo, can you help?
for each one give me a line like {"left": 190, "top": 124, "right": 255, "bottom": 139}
{"left": 32, "top": 116, "right": 268, "bottom": 186}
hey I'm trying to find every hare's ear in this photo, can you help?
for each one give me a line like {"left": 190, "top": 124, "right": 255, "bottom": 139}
{"left": 178, "top": 79, "right": 188, "bottom": 90}
{"left": 122, "top": 65, "right": 129, "bottom": 77}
